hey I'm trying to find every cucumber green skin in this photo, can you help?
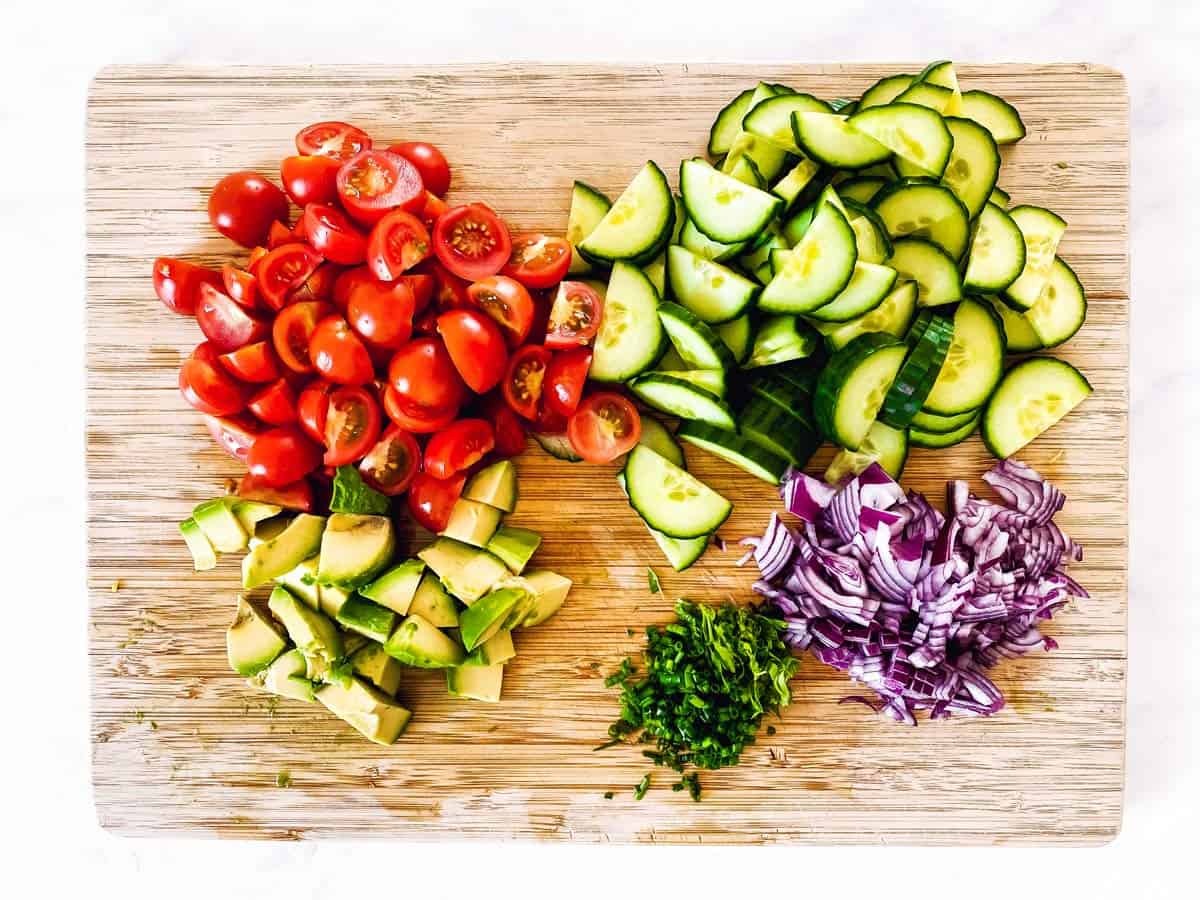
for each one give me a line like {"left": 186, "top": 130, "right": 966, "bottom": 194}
{"left": 533, "top": 433, "right": 582, "bottom": 462}
{"left": 708, "top": 88, "right": 757, "bottom": 157}
{"left": 960, "top": 90, "right": 1027, "bottom": 144}
{"left": 848, "top": 102, "right": 953, "bottom": 176}
{"left": 679, "top": 159, "right": 783, "bottom": 245}
{"left": 1026, "top": 256, "right": 1087, "bottom": 349}
{"left": 738, "top": 397, "right": 820, "bottom": 468}
{"left": 924, "top": 298, "right": 1006, "bottom": 415}
{"left": 713, "top": 315, "right": 754, "bottom": 364}
{"left": 628, "top": 374, "right": 738, "bottom": 431}
{"left": 745, "top": 315, "right": 821, "bottom": 368}
{"left": 910, "top": 413, "right": 980, "bottom": 448}
{"left": 910, "top": 406, "right": 980, "bottom": 434}
{"left": 942, "top": 117, "right": 1001, "bottom": 219}
{"left": 657, "top": 301, "right": 737, "bottom": 373}
{"left": 878, "top": 314, "right": 954, "bottom": 428}
{"left": 980, "top": 358, "right": 1092, "bottom": 459}
{"left": 870, "top": 180, "right": 971, "bottom": 260}
{"left": 577, "top": 162, "right": 676, "bottom": 266}
{"left": 842, "top": 199, "right": 895, "bottom": 261}
{"left": 676, "top": 421, "right": 792, "bottom": 485}
{"left": 666, "top": 246, "right": 759, "bottom": 325}
{"left": 906, "top": 308, "right": 936, "bottom": 345}
{"left": 813, "top": 332, "right": 904, "bottom": 445}
{"left": 837, "top": 176, "right": 889, "bottom": 205}
{"left": 859, "top": 73, "right": 915, "bottom": 109}
{"left": 614, "top": 471, "right": 707, "bottom": 571}
{"left": 624, "top": 445, "right": 732, "bottom": 539}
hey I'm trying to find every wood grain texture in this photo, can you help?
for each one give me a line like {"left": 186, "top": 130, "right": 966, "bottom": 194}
{"left": 86, "top": 64, "right": 1128, "bottom": 844}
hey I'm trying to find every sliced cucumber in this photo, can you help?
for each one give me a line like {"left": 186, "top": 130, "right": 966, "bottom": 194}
{"left": 680, "top": 158, "right": 782, "bottom": 244}
{"left": 888, "top": 238, "right": 962, "bottom": 307}
{"left": 578, "top": 161, "right": 675, "bottom": 265}
{"left": 721, "top": 149, "right": 768, "bottom": 188}
{"left": 911, "top": 405, "right": 980, "bottom": 434}
{"left": 743, "top": 93, "right": 832, "bottom": 153}
{"left": 566, "top": 181, "right": 611, "bottom": 275}
{"left": 589, "top": 262, "right": 665, "bottom": 383}
{"left": 878, "top": 311, "right": 954, "bottom": 428}
{"left": 760, "top": 201, "right": 858, "bottom": 313}
{"left": 629, "top": 374, "right": 737, "bottom": 430}
{"left": 666, "top": 245, "right": 759, "bottom": 324}
{"left": 838, "top": 176, "right": 889, "bottom": 205}
{"left": 989, "top": 186, "right": 1011, "bottom": 208}
{"left": 720, "top": 83, "right": 791, "bottom": 183}
{"left": 1003, "top": 205, "right": 1068, "bottom": 310}
{"left": 894, "top": 82, "right": 954, "bottom": 114}
{"left": 914, "top": 60, "right": 963, "bottom": 114}
{"left": 940, "top": 117, "right": 1000, "bottom": 219}
{"left": 533, "top": 432, "right": 582, "bottom": 462}
{"left": 708, "top": 87, "right": 757, "bottom": 157}
{"left": 814, "top": 333, "right": 909, "bottom": 450}
{"left": 871, "top": 180, "right": 970, "bottom": 259}
{"left": 714, "top": 314, "right": 753, "bottom": 364}
{"left": 647, "top": 367, "right": 727, "bottom": 399}
{"left": 825, "top": 421, "right": 909, "bottom": 482}
{"left": 771, "top": 157, "right": 823, "bottom": 210}
{"left": 680, "top": 217, "right": 746, "bottom": 262}
{"left": 745, "top": 314, "right": 820, "bottom": 369}
{"left": 859, "top": 73, "right": 915, "bottom": 110}
{"left": 964, "top": 203, "right": 1026, "bottom": 293}
{"left": 843, "top": 200, "right": 894, "bottom": 264}
{"left": 1025, "top": 256, "right": 1087, "bottom": 348}
{"left": 658, "top": 301, "right": 736, "bottom": 372}
{"left": 792, "top": 112, "right": 890, "bottom": 169}
{"left": 738, "top": 397, "right": 820, "bottom": 468}
{"left": 676, "top": 422, "right": 791, "bottom": 485}
{"left": 923, "top": 298, "right": 1005, "bottom": 415}
{"left": 739, "top": 227, "right": 789, "bottom": 285}
{"left": 747, "top": 367, "right": 817, "bottom": 414}
{"left": 615, "top": 472, "right": 707, "bottom": 572}
{"left": 982, "top": 358, "right": 1091, "bottom": 458}
{"left": 911, "top": 413, "right": 980, "bottom": 448}
{"left": 635, "top": 416, "right": 685, "bottom": 469}
{"left": 848, "top": 103, "right": 954, "bottom": 178}
{"left": 815, "top": 280, "right": 918, "bottom": 350}
{"left": 960, "top": 90, "right": 1027, "bottom": 145}
{"left": 624, "top": 445, "right": 732, "bottom": 539}
{"left": 987, "top": 295, "right": 1042, "bottom": 354}
{"left": 805, "top": 261, "right": 898, "bottom": 323}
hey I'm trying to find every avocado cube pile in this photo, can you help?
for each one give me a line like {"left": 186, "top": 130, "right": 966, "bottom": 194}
{"left": 186, "top": 460, "right": 572, "bottom": 745}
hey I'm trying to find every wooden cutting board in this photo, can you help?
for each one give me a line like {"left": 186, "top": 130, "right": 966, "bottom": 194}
{"left": 87, "top": 64, "right": 1128, "bottom": 844}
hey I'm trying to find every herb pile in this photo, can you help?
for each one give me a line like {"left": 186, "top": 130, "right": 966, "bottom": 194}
{"left": 602, "top": 599, "right": 798, "bottom": 800}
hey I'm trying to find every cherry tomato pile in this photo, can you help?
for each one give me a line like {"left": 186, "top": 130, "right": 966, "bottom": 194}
{"left": 154, "top": 121, "right": 642, "bottom": 532}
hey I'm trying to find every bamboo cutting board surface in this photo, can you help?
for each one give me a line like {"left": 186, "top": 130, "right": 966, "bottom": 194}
{"left": 87, "top": 64, "right": 1128, "bottom": 844}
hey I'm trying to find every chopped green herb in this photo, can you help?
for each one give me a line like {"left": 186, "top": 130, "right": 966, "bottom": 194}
{"left": 647, "top": 567, "right": 661, "bottom": 594}
{"left": 604, "top": 658, "right": 636, "bottom": 688}
{"left": 276, "top": 771, "right": 292, "bottom": 788}
{"left": 150, "top": 721, "right": 158, "bottom": 731}
{"left": 133, "top": 710, "right": 145, "bottom": 723}
{"left": 766, "top": 725, "right": 777, "bottom": 736}
{"left": 329, "top": 465, "right": 390, "bottom": 515}
{"left": 603, "top": 791, "right": 615, "bottom": 800}
{"left": 676, "top": 773, "right": 701, "bottom": 801}
{"left": 626, "top": 628, "right": 636, "bottom": 637}
{"left": 1055, "top": 161, "right": 1070, "bottom": 169}
{"left": 634, "top": 773, "right": 651, "bottom": 800}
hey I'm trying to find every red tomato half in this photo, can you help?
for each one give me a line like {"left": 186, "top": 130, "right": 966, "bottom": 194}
{"left": 367, "top": 210, "right": 431, "bottom": 280}
{"left": 424, "top": 419, "right": 495, "bottom": 480}
{"left": 402, "top": 273, "right": 435, "bottom": 314}
{"left": 336, "top": 150, "right": 425, "bottom": 226}
{"left": 267, "top": 220, "right": 293, "bottom": 250}
{"left": 502, "top": 233, "right": 572, "bottom": 290}
{"left": 303, "top": 203, "right": 368, "bottom": 265}
{"left": 429, "top": 258, "right": 471, "bottom": 311}
{"left": 257, "top": 243, "right": 323, "bottom": 310}
{"left": 153, "top": 257, "right": 222, "bottom": 316}
{"left": 382, "top": 387, "right": 460, "bottom": 434}
{"left": 196, "top": 283, "right": 270, "bottom": 351}
{"left": 287, "top": 263, "right": 340, "bottom": 304}
{"left": 296, "top": 381, "right": 334, "bottom": 444}
{"left": 247, "top": 379, "right": 298, "bottom": 426}
{"left": 437, "top": 309, "right": 508, "bottom": 394}
{"left": 248, "top": 427, "right": 323, "bottom": 486}
{"left": 332, "top": 265, "right": 371, "bottom": 311}
{"left": 179, "top": 351, "right": 248, "bottom": 416}
{"left": 407, "top": 471, "right": 466, "bottom": 532}
{"left": 218, "top": 341, "right": 280, "bottom": 383}
{"left": 272, "top": 300, "right": 335, "bottom": 373}
{"left": 203, "top": 413, "right": 262, "bottom": 462}
{"left": 280, "top": 154, "right": 341, "bottom": 206}
{"left": 502, "top": 344, "right": 551, "bottom": 421}
{"left": 208, "top": 171, "right": 290, "bottom": 248}
{"left": 432, "top": 203, "right": 512, "bottom": 281}
{"left": 346, "top": 278, "right": 415, "bottom": 350}
{"left": 358, "top": 426, "right": 421, "bottom": 496}
{"left": 483, "top": 395, "right": 527, "bottom": 458}
{"left": 246, "top": 246, "right": 269, "bottom": 274}
{"left": 467, "top": 275, "right": 535, "bottom": 347}
{"left": 420, "top": 191, "right": 449, "bottom": 228}
{"left": 544, "top": 347, "right": 593, "bottom": 418}
{"left": 545, "top": 280, "right": 604, "bottom": 349}
{"left": 237, "top": 473, "right": 314, "bottom": 512}
{"left": 309, "top": 316, "right": 374, "bottom": 385}
{"left": 567, "top": 392, "right": 641, "bottom": 464}
{"left": 387, "top": 336, "right": 466, "bottom": 413}
{"left": 323, "top": 385, "right": 382, "bottom": 466}
{"left": 295, "top": 121, "right": 372, "bottom": 161}
{"left": 221, "top": 264, "right": 259, "bottom": 309}
{"left": 386, "top": 141, "right": 451, "bottom": 197}
{"left": 533, "top": 406, "right": 569, "bottom": 436}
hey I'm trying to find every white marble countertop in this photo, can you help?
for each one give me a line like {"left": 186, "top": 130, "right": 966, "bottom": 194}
{"left": 3, "top": 0, "right": 1197, "bottom": 897}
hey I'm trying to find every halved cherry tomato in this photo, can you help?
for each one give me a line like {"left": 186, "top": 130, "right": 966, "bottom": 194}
{"left": 303, "top": 203, "right": 368, "bottom": 265}
{"left": 432, "top": 203, "right": 512, "bottom": 281}
{"left": 502, "top": 233, "right": 572, "bottom": 290}
{"left": 347, "top": 278, "right": 414, "bottom": 350}
{"left": 483, "top": 395, "right": 527, "bottom": 458}
{"left": 195, "top": 283, "right": 270, "bottom": 351}
{"left": 323, "top": 385, "right": 382, "bottom": 466}
{"left": 267, "top": 220, "right": 293, "bottom": 249}
{"left": 387, "top": 336, "right": 466, "bottom": 412}
{"left": 247, "top": 379, "right": 298, "bottom": 426}
{"left": 218, "top": 341, "right": 280, "bottom": 383}
{"left": 401, "top": 273, "right": 435, "bottom": 314}
{"left": 386, "top": 141, "right": 451, "bottom": 196}
{"left": 567, "top": 391, "right": 641, "bottom": 463}
{"left": 294, "top": 381, "right": 333, "bottom": 444}
{"left": 246, "top": 246, "right": 269, "bottom": 274}
{"left": 502, "top": 344, "right": 550, "bottom": 420}
{"left": 544, "top": 347, "right": 593, "bottom": 418}
{"left": 296, "top": 121, "right": 372, "bottom": 161}
{"left": 257, "top": 243, "right": 323, "bottom": 310}
{"left": 287, "top": 262, "right": 341, "bottom": 304}
{"left": 153, "top": 257, "right": 222, "bottom": 316}
{"left": 203, "top": 413, "right": 262, "bottom": 462}
{"left": 272, "top": 300, "right": 335, "bottom": 373}
{"left": 221, "top": 264, "right": 259, "bottom": 309}
{"left": 336, "top": 150, "right": 425, "bottom": 226}
{"left": 545, "top": 280, "right": 603, "bottom": 349}
{"left": 420, "top": 191, "right": 449, "bottom": 228}
{"left": 437, "top": 309, "right": 508, "bottom": 393}
{"left": 237, "top": 472, "right": 314, "bottom": 511}
{"left": 429, "top": 258, "right": 471, "bottom": 311}
{"left": 208, "top": 171, "right": 290, "bottom": 248}
{"left": 467, "top": 275, "right": 535, "bottom": 347}
{"left": 407, "top": 471, "right": 466, "bottom": 532}
{"left": 382, "top": 386, "right": 460, "bottom": 434}
{"left": 248, "top": 427, "right": 323, "bottom": 486}
{"left": 359, "top": 426, "right": 421, "bottom": 496}
{"left": 180, "top": 350, "right": 248, "bottom": 416}
{"left": 309, "top": 315, "right": 373, "bottom": 385}
{"left": 424, "top": 419, "right": 494, "bottom": 480}
{"left": 280, "top": 154, "right": 341, "bottom": 206}
{"left": 412, "top": 307, "right": 439, "bottom": 336}
{"left": 332, "top": 265, "right": 371, "bottom": 311}
{"left": 367, "top": 210, "right": 431, "bottom": 280}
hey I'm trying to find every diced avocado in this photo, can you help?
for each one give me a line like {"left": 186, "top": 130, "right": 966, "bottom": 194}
{"left": 250, "top": 514, "right": 291, "bottom": 548}
{"left": 315, "top": 676, "right": 412, "bottom": 745}
{"left": 318, "top": 513, "right": 395, "bottom": 589}
{"left": 418, "top": 538, "right": 509, "bottom": 605}
{"left": 231, "top": 499, "right": 282, "bottom": 534}
{"left": 341, "top": 630, "right": 370, "bottom": 656}
{"left": 350, "top": 642, "right": 403, "bottom": 695}
{"left": 519, "top": 569, "right": 573, "bottom": 627}
{"left": 267, "top": 584, "right": 344, "bottom": 675}
{"left": 447, "top": 663, "right": 504, "bottom": 702}
{"left": 408, "top": 574, "right": 460, "bottom": 628}
{"left": 275, "top": 556, "right": 320, "bottom": 610}
{"left": 249, "top": 648, "right": 315, "bottom": 703}
{"left": 193, "top": 499, "right": 249, "bottom": 553}
{"left": 180, "top": 518, "right": 217, "bottom": 571}
{"left": 360, "top": 558, "right": 425, "bottom": 615}
{"left": 465, "top": 629, "right": 515, "bottom": 666}
{"left": 459, "top": 587, "right": 526, "bottom": 651}
{"left": 384, "top": 613, "right": 465, "bottom": 668}
{"left": 227, "top": 595, "right": 288, "bottom": 676}
{"left": 440, "top": 498, "right": 503, "bottom": 548}
{"left": 319, "top": 584, "right": 353, "bottom": 619}
{"left": 462, "top": 459, "right": 517, "bottom": 512}
{"left": 486, "top": 525, "right": 542, "bottom": 574}
{"left": 335, "top": 595, "right": 397, "bottom": 644}
{"left": 242, "top": 514, "right": 326, "bottom": 588}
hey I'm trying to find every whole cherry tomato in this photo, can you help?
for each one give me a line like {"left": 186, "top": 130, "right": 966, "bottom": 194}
{"left": 208, "top": 171, "right": 290, "bottom": 248}
{"left": 153, "top": 257, "right": 222, "bottom": 316}
{"left": 437, "top": 309, "right": 508, "bottom": 394}
{"left": 386, "top": 141, "right": 451, "bottom": 196}
{"left": 247, "top": 427, "right": 323, "bottom": 486}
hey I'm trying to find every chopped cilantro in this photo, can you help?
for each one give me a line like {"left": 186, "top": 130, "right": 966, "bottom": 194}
{"left": 634, "top": 774, "right": 651, "bottom": 800}
{"left": 276, "top": 772, "right": 292, "bottom": 788}
{"left": 329, "top": 465, "right": 389, "bottom": 515}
